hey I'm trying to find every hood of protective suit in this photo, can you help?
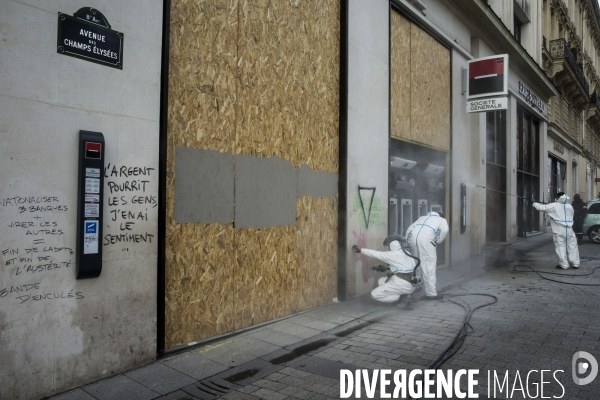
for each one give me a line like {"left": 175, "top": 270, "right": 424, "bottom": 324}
{"left": 389, "top": 240, "right": 401, "bottom": 252}
{"left": 557, "top": 194, "right": 570, "bottom": 204}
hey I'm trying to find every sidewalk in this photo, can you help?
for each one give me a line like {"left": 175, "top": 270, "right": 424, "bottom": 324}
{"left": 51, "top": 233, "right": 600, "bottom": 400}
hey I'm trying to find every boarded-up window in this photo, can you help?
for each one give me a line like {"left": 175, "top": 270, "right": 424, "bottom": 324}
{"left": 391, "top": 11, "right": 450, "bottom": 151}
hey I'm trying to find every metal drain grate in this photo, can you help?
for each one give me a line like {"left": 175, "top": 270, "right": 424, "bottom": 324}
{"left": 181, "top": 377, "right": 241, "bottom": 399}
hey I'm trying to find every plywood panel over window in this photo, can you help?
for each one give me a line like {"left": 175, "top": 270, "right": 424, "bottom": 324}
{"left": 391, "top": 11, "right": 411, "bottom": 141}
{"left": 391, "top": 11, "right": 450, "bottom": 151}
{"left": 165, "top": 0, "right": 340, "bottom": 348}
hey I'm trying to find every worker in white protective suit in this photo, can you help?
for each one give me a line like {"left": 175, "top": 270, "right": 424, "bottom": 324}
{"left": 532, "top": 192, "right": 580, "bottom": 269}
{"left": 352, "top": 240, "right": 416, "bottom": 306}
{"left": 406, "top": 211, "right": 449, "bottom": 300}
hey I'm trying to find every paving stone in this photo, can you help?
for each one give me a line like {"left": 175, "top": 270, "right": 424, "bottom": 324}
{"left": 82, "top": 375, "right": 160, "bottom": 400}
{"left": 267, "top": 322, "right": 324, "bottom": 339}
{"left": 250, "top": 328, "right": 304, "bottom": 347}
{"left": 253, "top": 379, "right": 287, "bottom": 392}
{"left": 200, "top": 336, "right": 281, "bottom": 367}
{"left": 126, "top": 363, "right": 197, "bottom": 395}
{"left": 162, "top": 352, "right": 229, "bottom": 381}
{"left": 237, "top": 385, "right": 261, "bottom": 394}
{"left": 154, "top": 390, "right": 200, "bottom": 400}
{"left": 251, "top": 387, "right": 288, "bottom": 400}
{"left": 220, "top": 391, "right": 260, "bottom": 400}
{"left": 50, "top": 389, "right": 97, "bottom": 400}
{"left": 278, "top": 385, "right": 313, "bottom": 399}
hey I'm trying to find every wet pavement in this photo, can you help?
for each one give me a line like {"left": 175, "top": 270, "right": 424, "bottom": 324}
{"left": 51, "top": 233, "right": 600, "bottom": 399}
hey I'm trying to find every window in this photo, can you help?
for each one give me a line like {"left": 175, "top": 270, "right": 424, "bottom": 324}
{"left": 588, "top": 203, "right": 600, "bottom": 214}
{"left": 486, "top": 111, "right": 506, "bottom": 242}
{"left": 548, "top": 154, "right": 566, "bottom": 202}
{"left": 517, "top": 105, "right": 540, "bottom": 236}
{"left": 514, "top": 15, "right": 522, "bottom": 44}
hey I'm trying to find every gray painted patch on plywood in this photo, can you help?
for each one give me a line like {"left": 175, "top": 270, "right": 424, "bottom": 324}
{"left": 175, "top": 147, "right": 234, "bottom": 224}
{"left": 297, "top": 164, "right": 338, "bottom": 200}
{"left": 235, "top": 155, "right": 297, "bottom": 229}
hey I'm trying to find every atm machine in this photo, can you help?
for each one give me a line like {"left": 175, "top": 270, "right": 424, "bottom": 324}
{"left": 390, "top": 156, "right": 417, "bottom": 236}
{"left": 399, "top": 198, "right": 413, "bottom": 235}
{"left": 389, "top": 198, "right": 398, "bottom": 235}
{"left": 417, "top": 199, "right": 428, "bottom": 217}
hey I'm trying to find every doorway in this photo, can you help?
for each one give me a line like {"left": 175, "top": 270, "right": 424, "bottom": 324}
{"left": 485, "top": 110, "right": 506, "bottom": 242}
{"left": 516, "top": 105, "right": 540, "bottom": 236}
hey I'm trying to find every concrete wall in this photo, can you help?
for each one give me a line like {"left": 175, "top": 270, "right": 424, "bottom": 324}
{"left": 346, "top": 0, "right": 390, "bottom": 297}
{"left": 424, "top": 0, "right": 471, "bottom": 52}
{"left": 450, "top": 49, "right": 475, "bottom": 262}
{"left": 0, "top": 1, "right": 162, "bottom": 398}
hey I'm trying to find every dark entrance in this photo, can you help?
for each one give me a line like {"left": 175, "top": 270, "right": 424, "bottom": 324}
{"left": 486, "top": 110, "right": 507, "bottom": 242}
{"left": 516, "top": 105, "right": 540, "bottom": 236}
{"left": 548, "top": 154, "right": 566, "bottom": 201}
{"left": 389, "top": 139, "right": 447, "bottom": 265}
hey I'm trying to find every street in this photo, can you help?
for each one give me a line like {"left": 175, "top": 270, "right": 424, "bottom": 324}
{"left": 51, "top": 233, "right": 600, "bottom": 400}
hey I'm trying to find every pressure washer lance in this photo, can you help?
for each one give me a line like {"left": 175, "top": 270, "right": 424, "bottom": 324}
{"left": 476, "top": 185, "right": 546, "bottom": 204}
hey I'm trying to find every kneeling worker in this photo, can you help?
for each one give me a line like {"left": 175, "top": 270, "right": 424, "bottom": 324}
{"left": 532, "top": 192, "right": 580, "bottom": 269}
{"left": 352, "top": 240, "right": 416, "bottom": 305}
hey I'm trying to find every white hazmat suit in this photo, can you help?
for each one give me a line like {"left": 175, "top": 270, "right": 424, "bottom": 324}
{"left": 406, "top": 212, "right": 449, "bottom": 297}
{"left": 533, "top": 194, "right": 580, "bottom": 269}
{"left": 361, "top": 240, "right": 416, "bottom": 303}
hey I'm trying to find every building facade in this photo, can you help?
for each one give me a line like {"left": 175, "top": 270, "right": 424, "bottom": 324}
{"left": 541, "top": 0, "right": 600, "bottom": 204}
{"left": 3, "top": 1, "right": 600, "bottom": 399}
{"left": 0, "top": 1, "right": 163, "bottom": 399}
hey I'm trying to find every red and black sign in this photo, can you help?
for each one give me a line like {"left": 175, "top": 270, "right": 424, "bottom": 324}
{"left": 468, "top": 55, "right": 507, "bottom": 99}
{"left": 85, "top": 142, "right": 102, "bottom": 159}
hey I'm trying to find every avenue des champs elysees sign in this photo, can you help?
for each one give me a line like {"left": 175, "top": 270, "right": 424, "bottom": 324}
{"left": 57, "top": 8, "right": 123, "bottom": 69}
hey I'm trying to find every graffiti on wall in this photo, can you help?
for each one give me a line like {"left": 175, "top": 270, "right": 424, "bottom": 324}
{"left": 349, "top": 186, "right": 387, "bottom": 283}
{"left": 357, "top": 186, "right": 375, "bottom": 228}
{"left": 349, "top": 191, "right": 386, "bottom": 229}
{"left": 0, "top": 195, "right": 84, "bottom": 304}
{"left": 103, "top": 163, "right": 157, "bottom": 251}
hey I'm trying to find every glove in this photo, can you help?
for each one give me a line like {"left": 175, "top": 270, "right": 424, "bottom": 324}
{"left": 530, "top": 197, "right": 536, "bottom": 203}
{"left": 352, "top": 245, "right": 361, "bottom": 253}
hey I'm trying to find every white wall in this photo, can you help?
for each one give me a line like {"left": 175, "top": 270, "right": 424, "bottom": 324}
{"left": 450, "top": 49, "right": 474, "bottom": 262}
{"left": 0, "top": 1, "right": 162, "bottom": 398}
{"left": 423, "top": 0, "right": 471, "bottom": 52}
{"left": 346, "top": 0, "right": 390, "bottom": 297}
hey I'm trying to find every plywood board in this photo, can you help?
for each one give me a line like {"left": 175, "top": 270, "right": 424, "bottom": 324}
{"left": 391, "top": 11, "right": 412, "bottom": 141}
{"left": 165, "top": 0, "right": 340, "bottom": 348}
{"left": 390, "top": 11, "right": 450, "bottom": 151}
{"left": 410, "top": 23, "right": 450, "bottom": 151}
{"left": 236, "top": 0, "right": 339, "bottom": 172}
{"left": 168, "top": 0, "right": 238, "bottom": 154}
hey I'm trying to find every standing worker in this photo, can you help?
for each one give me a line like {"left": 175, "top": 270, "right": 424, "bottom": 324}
{"left": 571, "top": 194, "right": 587, "bottom": 245}
{"left": 532, "top": 192, "right": 580, "bottom": 269}
{"left": 352, "top": 240, "right": 416, "bottom": 306}
{"left": 405, "top": 211, "right": 449, "bottom": 300}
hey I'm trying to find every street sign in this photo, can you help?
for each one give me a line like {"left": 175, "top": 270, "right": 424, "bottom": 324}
{"left": 57, "top": 7, "right": 124, "bottom": 69}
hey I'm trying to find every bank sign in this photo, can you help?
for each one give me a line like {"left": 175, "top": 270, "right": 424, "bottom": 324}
{"left": 466, "top": 55, "right": 508, "bottom": 113}
{"left": 467, "top": 55, "right": 508, "bottom": 99}
{"left": 467, "top": 97, "right": 507, "bottom": 113}
{"left": 57, "top": 7, "right": 123, "bottom": 69}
